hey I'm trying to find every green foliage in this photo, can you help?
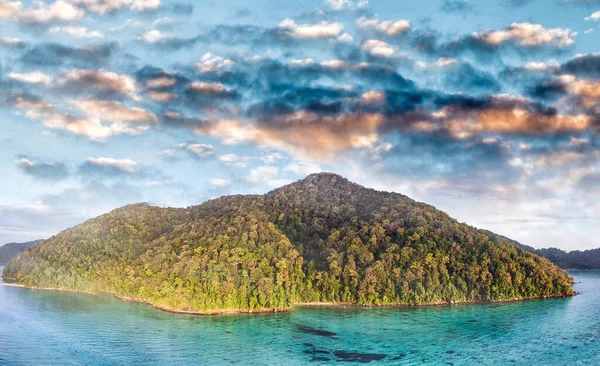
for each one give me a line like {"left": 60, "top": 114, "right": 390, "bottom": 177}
{"left": 3, "top": 173, "right": 575, "bottom": 311}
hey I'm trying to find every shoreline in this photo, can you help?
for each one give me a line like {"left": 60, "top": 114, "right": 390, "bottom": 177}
{"left": 0, "top": 281, "right": 577, "bottom": 315}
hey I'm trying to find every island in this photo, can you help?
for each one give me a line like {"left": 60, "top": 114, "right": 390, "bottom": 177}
{"left": 0, "top": 240, "right": 42, "bottom": 265}
{"left": 3, "top": 173, "right": 575, "bottom": 314}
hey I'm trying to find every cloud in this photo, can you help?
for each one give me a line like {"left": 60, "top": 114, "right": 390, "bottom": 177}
{"left": 15, "top": 155, "right": 69, "bottom": 180}
{"left": 189, "top": 81, "right": 232, "bottom": 95}
{"left": 146, "top": 91, "right": 178, "bottom": 101}
{"left": 556, "top": 75, "right": 600, "bottom": 108}
{"left": 361, "top": 39, "right": 397, "bottom": 56}
{"left": 422, "top": 95, "right": 592, "bottom": 138}
{"left": 68, "top": 0, "right": 161, "bottom": 14}
{"left": 472, "top": 22, "right": 576, "bottom": 48}
{"left": 324, "top": 0, "right": 368, "bottom": 11}
{"left": 9, "top": 72, "right": 54, "bottom": 85}
{"left": 210, "top": 178, "right": 231, "bottom": 187}
{"left": 49, "top": 25, "right": 104, "bottom": 38}
{"left": 139, "top": 29, "right": 173, "bottom": 43}
{"left": 284, "top": 160, "right": 322, "bottom": 176}
{"left": 20, "top": 42, "right": 117, "bottom": 67}
{"left": 276, "top": 19, "right": 344, "bottom": 39}
{"left": 70, "top": 99, "right": 158, "bottom": 123}
{"left": 179, "top": 142, "right": 215, "bottom": 157}
{"left": 10, "top": 94, "right": 150, "bottom": 140}
{"left": 218, "top": 153, "right": 239, "bottom": 163}
{"left": 197, "top": 112, "right": 384, "bottom": 159}
{"left": 0, "top": 0, "right": 84, "bottom": 24}
{"left": 79, "top": 157, "right": 138, "bottom": 175}
{"left": 0, "top": 36, "right": 26, "bottom": 49}
{"left": 196, "top": 53, "right": 235, "bottom": 73}
{"left": 441, "top": 0, "right": 474, "bottom": 13}
{"left": 585, "top": 10, "right": 600, "bottom": 21}
{"left": 356, "top": 17, "right": 410, "bottom": 36}
{"left": 560, "top": 54, "right": 600, "bottom": 78}
{"left": 60, "top": 69, "right": 139, "bottom": 100}
{"left": 360, "top": 91, "right": 386, "bottom": 105}
{"left": 245, "top": 165, "right": 279, "bottom": 183}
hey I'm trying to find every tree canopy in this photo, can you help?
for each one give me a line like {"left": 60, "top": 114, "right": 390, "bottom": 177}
{"left": 3, "top": 173, "right": 575, "bottom": 312}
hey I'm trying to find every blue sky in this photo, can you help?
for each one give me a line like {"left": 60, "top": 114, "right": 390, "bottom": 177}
{"left": 1, "top": 0, "right": 599, "bottom": 250}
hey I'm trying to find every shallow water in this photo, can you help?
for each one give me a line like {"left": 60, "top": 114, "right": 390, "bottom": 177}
{"left": 1, "top": 267, "right": 599, "bottom": 365}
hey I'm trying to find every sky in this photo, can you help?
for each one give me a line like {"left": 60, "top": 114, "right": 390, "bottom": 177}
{"left": 0, "top": 0, "right": 599, "bottom": 250}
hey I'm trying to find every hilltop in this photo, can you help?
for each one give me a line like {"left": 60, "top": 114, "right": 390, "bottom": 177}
{"left": 3, "top": 173, "right": 575, "bottom": 313}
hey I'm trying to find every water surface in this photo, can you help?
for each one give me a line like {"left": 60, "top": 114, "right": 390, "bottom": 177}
{"left": 1, "top": 267, "right": 599, "bottom": 365}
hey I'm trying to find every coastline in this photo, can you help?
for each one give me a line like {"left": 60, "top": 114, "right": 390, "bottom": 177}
{"left": 0, "top": 281, "right": 577, "bottom": 315}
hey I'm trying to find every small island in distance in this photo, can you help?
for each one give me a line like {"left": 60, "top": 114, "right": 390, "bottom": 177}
{"left": 3, "top": 173, "right": 576, "bottom": 314}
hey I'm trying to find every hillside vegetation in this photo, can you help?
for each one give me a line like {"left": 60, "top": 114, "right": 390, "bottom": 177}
{"left": 3, "top": 173, "right": 575, "bottom": 313}
{"left": 0, "top": 240, "right": 42, "bottom": 265}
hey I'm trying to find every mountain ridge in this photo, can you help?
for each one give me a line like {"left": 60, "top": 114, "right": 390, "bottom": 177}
{"left": 3, "top": 173, "right": 575, "bottom": 314}
{"left": 0, "top": 240, "right": 43, "bottom": 265}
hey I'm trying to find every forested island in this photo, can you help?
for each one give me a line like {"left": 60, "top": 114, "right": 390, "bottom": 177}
{"left": 3, "top": 173, "right": 575, "bottom": 314}
{"left": 0, "top": 240, "right": 42, "bottom": 265}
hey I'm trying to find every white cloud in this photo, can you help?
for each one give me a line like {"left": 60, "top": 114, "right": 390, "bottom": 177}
{"left": 12, "top": 96, "right": 150, "bottom": 140}
{"left": 219, "top": 154, "right": 240, "bottom": 163}
{"left": 245, "top": 166, "right": 279, "bottom": 184}
{"left": 86, "top": 157, "right": 137, "bottom": 173}
{"left": 585, "top": 11, "right": 600, "bottom": 21}
{"left": 69, "top": 0, "right": 161, "bottom": 14}
{"left": 337, "top": 33, "right": 353, "bottom": 43}
{"left": 356, "top": 17, "right": 410, "bottom": 36}
{"left": 139, "top": 29, "right": 171, "bottom": 43}
{"left": 189, "top": 81, "right": 229, "bottom": 94}
{"left": 350, "top": 133, "right": 379, "bottom": 148}
{"left": 180, "top": 143, "right": 215, "bottom": 157}
{"left": 284, "top": 161, "right": 322, "bottom": 176}
{"left": 0, "top": 0, "right": 83, "bottom": 24}
{"left": 70, "top": 99, "right": 158, "bottom": 123}
{"left": 9, "top": 72, "right": 54, "bottom": 85}
{"left": 196, "top": 53, "right": 235, "bottom": 72}
{"left": 360, "top": 91, "right": 385, "bottom": 105}
{"left": 473, "top": 22, "right": 576, "bottom": 48}
{"left": 320, "top": 59, "right": 347, "bottom": 69}
{"left": 50, "top": 25, "right": 103, "bottom": 38}
{"left": 278, "top": 19, "right": 344, "bottom": 39}
{"left": 361, "top": 39, "right": 397, "bottom": 56}
{"left": 436, "top": 57, "right": 457, "bottom": 67}
{"left": 324, "top": 0, "right": 368, "bottom": 11}
{"left": 210, "top": 178, "right": 231, "bottom": 187}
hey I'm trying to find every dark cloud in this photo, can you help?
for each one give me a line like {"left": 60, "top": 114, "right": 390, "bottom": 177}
{"left": 16, "top": 155, "right": 69, "bottom": 180}
{"left": 441, "top": 0, "right": 474, "bottom": 14}
{"left": 560, "top": 54, "right": 600, "bottom": 78}
{"left": 20, "top": 42, "right": 118, "bottom": 67}
{"left": 527, "top": 78, "right": 567, "bottom": 101}
{"left": 443, "top": 63, "right": 501, "bottom": 94}
{"left": 502, "top": 0, "right": 533, "bottom": 7}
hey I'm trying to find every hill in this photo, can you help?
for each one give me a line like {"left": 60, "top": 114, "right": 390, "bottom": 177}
{"left": 484, "top": 231, "right": 600, "bottom": 270}
{"left": 3, "top": 173, "right": 575, "bottom": 313}
{"left": 520, "top": 245, "right": 600, "bottom": 270}
{"left": 0, "top": 240, "right": 43, "bottom": 265}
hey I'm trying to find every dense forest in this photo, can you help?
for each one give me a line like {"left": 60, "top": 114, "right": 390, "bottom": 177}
{"left": 0, "top": 240, "right": 42, "bottom": 265}
{"left": 520, "top": 246, "right": 600, "bottom": 270}
{"left": 3, "top": 173, "right": 575, "bottom": 313}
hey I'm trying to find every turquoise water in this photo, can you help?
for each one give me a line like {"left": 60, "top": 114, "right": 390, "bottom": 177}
{"left": 1, "top": 268, "right": 599, "bottom": 365}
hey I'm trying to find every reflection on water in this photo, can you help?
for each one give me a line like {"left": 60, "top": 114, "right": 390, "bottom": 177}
{"left": 1, "top": 267, "right": 599, "bottom": 365}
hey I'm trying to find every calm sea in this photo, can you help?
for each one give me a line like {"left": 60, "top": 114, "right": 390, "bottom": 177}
{"left": 1, "top": 266, "right": 598, "bottom": 365}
